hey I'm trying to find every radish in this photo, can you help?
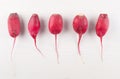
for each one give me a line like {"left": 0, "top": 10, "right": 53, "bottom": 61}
{"left": 73, "top": 14, "right": 88, "bottom": 60}
{"left": 28, "top": 14, "right": 43, "bottom": 56}
{"left": 48, "top": 14, "right": 63, "bottom": 63}
{"left": 8, "top": 13, "right": 20, "bottom": 61}
{"left": 96, "top": 14, "right": 109, "bottom": 61}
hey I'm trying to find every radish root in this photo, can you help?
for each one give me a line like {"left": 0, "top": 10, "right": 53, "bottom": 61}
{"left": 78, "top": 34, "right": 85, "bottom": 64}
{"left": 11, "top": 38, "right": 16, "bottom": 61}
{"left": 34, "top": 38, "right": 44, "bottom": 56}
{"left": 100, "top": 37, "right": 103, "bottom": 62}
{"left": 55, "top": 34, "right": 59, "bottom": 64}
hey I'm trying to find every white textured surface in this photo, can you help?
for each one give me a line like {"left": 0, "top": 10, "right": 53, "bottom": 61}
{"left": 0, "top": 0, "right": 119, "bottom": 79}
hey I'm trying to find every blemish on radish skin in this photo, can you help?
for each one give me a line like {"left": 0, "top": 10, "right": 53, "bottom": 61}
{"left": 96, "top": 14, "right": 109, "bottom": 61}
{"left": 73, "top": 14, "right": 88, "bottom": 62}
{"left": 28, "top": 14, "right": 44, "bottom": 56}
{"left": 48, "top": 14, "right": 63, "bottom": 64}
{"left": 8, "top": 13, "right": 20, "bottom": 61}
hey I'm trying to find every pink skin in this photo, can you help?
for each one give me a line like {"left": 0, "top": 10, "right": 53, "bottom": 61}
{"left": 48, "top": 14, "right": 63, "bottom": 63}
{"left": 73, "top": 14, "right": 88, "bottom": 57}
{"left": 8, "top": 13, "right": 20, "bottom": 61}
{"left": 96, "top": 14, "right": 109, "bottom": 61}
{"left": 28, "top": 14, "right": 43, "bottom": 56}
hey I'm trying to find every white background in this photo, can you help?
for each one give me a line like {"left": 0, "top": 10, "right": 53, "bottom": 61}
{"left": 0, "top": 0, "right": 120, "bottom": 79}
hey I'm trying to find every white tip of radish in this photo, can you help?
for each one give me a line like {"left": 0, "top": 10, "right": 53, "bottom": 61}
{"left": 78, "top": 13, "right": 85, "bottom": 16}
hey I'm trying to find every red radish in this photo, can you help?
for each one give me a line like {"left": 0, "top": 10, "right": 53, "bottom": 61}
{"left": 73, "top": 14, "right": 88, "bottom": 58}
{"left": 96, "top": 14, "right": 109, "bottom": 61}
{"left": 8, "top": 13, "right": 20, "bottom": 61}
{"left": 28, "top": 14, "right": 43, "bottom": 56}
{"left": 48, "top": 14, "right": 63, "bottom": 63}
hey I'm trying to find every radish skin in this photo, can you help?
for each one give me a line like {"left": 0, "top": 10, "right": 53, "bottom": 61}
{"left": 8, "top": 13, "right": 20, "bottom": 61}
{"left": 73, "top": 14, "right": 88, "bottom": 63}
{"left": 28, "top": 14, "right": 43, "bottom": 56}
{"left": 73, "top": 14, "right": 88, "bottom": 55}
{"left": 48, "top": 14, "right": 63, "bottom": 63}
{"left": 96, "top": 14, "right": 109, "bottom": 61}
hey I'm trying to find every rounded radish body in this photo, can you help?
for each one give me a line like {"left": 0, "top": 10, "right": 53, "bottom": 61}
{"left": 8, "top": 13, "right": 20, "bottom": 60}
{"left": 96, "top": 14, "right": 109, "bottom": 61}
{"left": 48, "top": 14, "right": 63, "bottom": 63}
{"left": 8, "top": 13, "right": 20, "bottom": 38}
{"left": 28, "top": 14, "right": 43, "bottom": 56}
{"left": 73, "top": 14, "right": 88, "bottom": 57}
{"left": 73, "top": 15, "right": 88, "bottom": 35}
{"left": 49, "top": 14, "right": 63, "bottom": 34}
